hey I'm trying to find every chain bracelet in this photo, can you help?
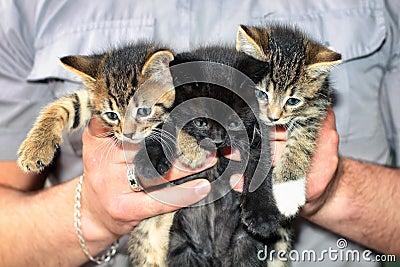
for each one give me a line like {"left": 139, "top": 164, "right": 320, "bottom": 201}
{"left": 74, "top": 175, "right": 119, "bottom": 265}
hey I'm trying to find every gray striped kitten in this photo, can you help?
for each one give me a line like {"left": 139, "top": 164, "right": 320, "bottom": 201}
{"left": 17, "top": 42, "right": 174, "bottom": 173}
{"left": 236, "top": 24, "right": 341, "bottom": 219}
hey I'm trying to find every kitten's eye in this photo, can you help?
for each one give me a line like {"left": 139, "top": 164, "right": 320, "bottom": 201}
{"left": 137, "top": 108, "right": 152, "bottom": 117}
{"left": 286, "top": 98, "right": 301, "bottom": 106}
{"left": 193, "top": 119, "right": 207, "bottom": 128}
{"left": 104, "top": 112, "right": 119, "bottom": 121}
{"left": 255, "top": 89, "right": 268, "bottom": 100}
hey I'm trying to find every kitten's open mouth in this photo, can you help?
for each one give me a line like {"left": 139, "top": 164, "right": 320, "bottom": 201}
{"left": 220, "top": 147, "right": 241, "bottom": 161}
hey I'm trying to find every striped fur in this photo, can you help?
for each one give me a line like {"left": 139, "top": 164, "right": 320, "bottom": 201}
{"left": 17, "top": 89, "right": 92, "bottom": 172}
{"left": 17, "top": 42, "right": 174, "bottom": 172}
{"left": 236, "top": 25, "right": 341, "bottom": 219}
{"left": 129, "top": 213, "right": 175, "bottom": 267}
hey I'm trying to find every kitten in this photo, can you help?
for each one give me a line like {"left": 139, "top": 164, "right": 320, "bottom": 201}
{"left": 236, "top": 24, "right": 342, "bottom": 221}
{"left": 17, "top": 42, "right": 175, "bottom": 173}
{"left": 129, "top": 46, "right": 288, "bottom": 267}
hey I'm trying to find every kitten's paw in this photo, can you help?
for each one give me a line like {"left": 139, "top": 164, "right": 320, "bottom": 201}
{"left": 17, "top": 134, "right": 61, "bottom": 172}
{"left": 156, "top": 156, "right": 172, "bottom": 176}
{"left": 241, "top": 209, "right": 281, "bottom": 238}
{"left": 178, "top": 149, "right": 209, "bottom": 169}
{"left": 133, "top": 157, "right": 172, "bottom": 189}
{"left": 273, "top": 178, "right": 306, "bottom": 217}
{"left": 134, "top": 139, "right": 174, "bottom": 180}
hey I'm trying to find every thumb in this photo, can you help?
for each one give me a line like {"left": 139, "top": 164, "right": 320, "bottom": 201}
{"left": 129, "top": 179, "right": 211, "bottom": 219}
{"left": 87, "top": 117, "right": 110, "bottom": 137}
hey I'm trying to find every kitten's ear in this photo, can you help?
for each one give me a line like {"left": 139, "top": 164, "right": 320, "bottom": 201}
{"left": 60, "top": 55, "right": 102, "bottom": 81}
{"left": 141, "top": 50, "right": 174, "bottom": 78}
{"left": 239, "top": 58, "right": 269, "bottom": 84}
{"left": 306, "top": 42, "right": 342, "bottom": 78}
{"left": 236, "top": 25, "right": 267, "bottom": 61}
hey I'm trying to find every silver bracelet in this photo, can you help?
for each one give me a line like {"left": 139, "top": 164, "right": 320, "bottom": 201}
{"left": 74, "top": 174, "right": 119, "bottom": 265}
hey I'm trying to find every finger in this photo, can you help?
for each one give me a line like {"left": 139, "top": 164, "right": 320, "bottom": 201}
{"left": 87, "top": 117, "right": 111, "bottom": 137}
{"left": 271, "top": 140, "right": 286, "bottom": 167}
{"left": 306, "top": 109, "right": 339, "bottom": 201}
{"left": 271, "top": 108, "right": 337, "bottom": 169}
{"left": 84, "top": 117, "right": 141, "bottom": 162}
{"left": 270, "top": 125, "right": 286, "bottom": 141}
{"left": 323, "top": 108, "right": 337, "bottom": 131}
{"left": 306, "top": 156, "right": 338, "bottom": 203}
{"left": 230, "top": 174, "right": 244, "bottom": 192}
{"left": 306, "top": 130, "right": 339, "bottom": 200}
{"left": 164, "top": 155, "right": 218, "bottom": 181}
{"left": 126, "top": 179, "right": 211, "bottom": 219}
{"left": 222, "top": 147, "right": 241, "bottom": 161}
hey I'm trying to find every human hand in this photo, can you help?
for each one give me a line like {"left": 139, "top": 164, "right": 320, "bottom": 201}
{"left": 79, "top": 118, "right": 215, "bottom": 245}
{"left": 270, "top": 109, "right": 339, "bottom": 215}
{"left": 228, "top": 109, "right": 339, "bottom": 209}
{"left": 300, "top": 109, "right": 339, "bottom": 215}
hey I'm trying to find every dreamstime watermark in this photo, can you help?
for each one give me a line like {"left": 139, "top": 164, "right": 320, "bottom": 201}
{"left": 257, "top": 238, "right": 397, "bottom": 263}
{"left": 123, "top": 61, "right": 275, "bottom": 206}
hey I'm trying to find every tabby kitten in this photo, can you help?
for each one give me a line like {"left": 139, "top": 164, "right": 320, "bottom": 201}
{"left": 129, "top": 46, "right": 287, "bottom": 267}
{"left": 236, "top": 24, "right": 342, "bottom": 220}
{"left": 17, "top": 42, "right": 175, "bottom": 173}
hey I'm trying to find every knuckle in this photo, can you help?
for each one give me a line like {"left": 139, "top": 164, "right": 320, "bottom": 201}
{"left": 331, "top": 130, "right": 339, "bottom": 143}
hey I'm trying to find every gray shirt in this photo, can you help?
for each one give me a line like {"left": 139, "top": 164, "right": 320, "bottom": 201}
{"left": 1, "top": 0, "right": 398, "bottom": 266}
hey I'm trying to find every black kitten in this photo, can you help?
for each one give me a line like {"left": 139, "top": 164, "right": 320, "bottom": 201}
{"left": 129, "top": 46, "right": 288, "bottom": 266}
{"left": 167, "top": 47, "right": 283, "bottom": 266}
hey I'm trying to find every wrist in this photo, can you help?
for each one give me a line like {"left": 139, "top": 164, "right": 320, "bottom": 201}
{"left": 301, "top": 157, "right": 361, "bottom": 223}
{"left": 74, "top": 175, "right": 120, "bottom": 262}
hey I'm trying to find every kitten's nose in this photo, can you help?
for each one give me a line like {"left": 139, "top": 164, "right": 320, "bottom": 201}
{"left": 123, "top": 132, "right": 134, "bottom": 139}
{"left": 268, "top": 116, "right": 280, "bottom": 122}
{"left": 214, "top": 139, "right": 224, "bottom": 146}
{"left": 213, "top": 132, "right": 225, "bottom": 146}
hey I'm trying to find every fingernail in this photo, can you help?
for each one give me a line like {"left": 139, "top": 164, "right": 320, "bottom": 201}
{"left": 195, "top": 180, "right": 211, "bottom": 196}
{"left": 230, "top": 174, "right": 244, "bottom": 191}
